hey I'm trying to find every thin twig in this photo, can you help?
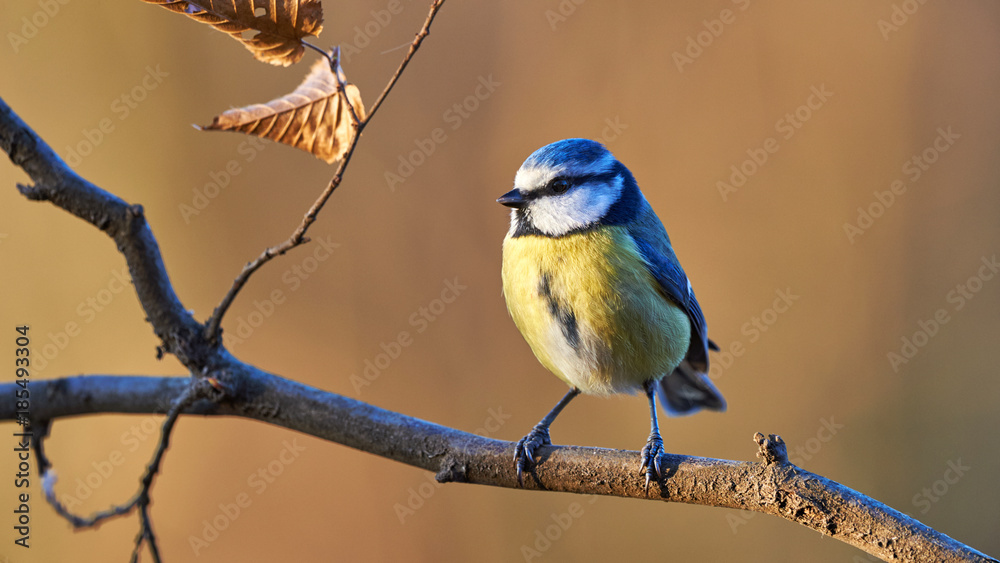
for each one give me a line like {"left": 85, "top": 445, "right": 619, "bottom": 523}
{"left": 363, "top": 0, "right": 445, "bottom": 125}
{"left": 33, "top": 378, "right": 208, "bottom": 558}
{"left": 203, "top": 0, "right": 447, "bottom": 343}
{"left": 35, "top": 413, "right": 142, "bottom": 528}
{"left": 130, "top": 380, "right": 203, "bottom": 559}
{"left": 301, "top": 39, "right": 330, "bottom": 61}
{"left": 304, "top": 43, "right": 365, "bottom": 128}
{"left": 330, "top": 46, "right": 364, "bottom": 128}
{"left": 135, "top": 501, "right": 161, "bottom": 563}
{"left": 130, "top": 519, "right": 145, "bottom": 563}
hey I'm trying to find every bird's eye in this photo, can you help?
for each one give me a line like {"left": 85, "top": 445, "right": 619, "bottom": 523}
{"left": 549, "top": 178, "right": 571, "bottom": 194}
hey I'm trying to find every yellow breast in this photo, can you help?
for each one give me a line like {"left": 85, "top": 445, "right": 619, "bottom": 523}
{"left": 501, "top": 226, "right": 691, "bottom": 395}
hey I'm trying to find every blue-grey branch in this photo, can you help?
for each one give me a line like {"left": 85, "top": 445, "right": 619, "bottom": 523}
{"left": 0, "top": 373, "right": 994, "bottom": 563}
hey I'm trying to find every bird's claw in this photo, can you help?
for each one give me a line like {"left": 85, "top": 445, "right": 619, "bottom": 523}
{"left": 514, "top": 425, "right": 552, "bottom": 486}
{"left": 639, "top": 431, "right": 664, "bottom": 494}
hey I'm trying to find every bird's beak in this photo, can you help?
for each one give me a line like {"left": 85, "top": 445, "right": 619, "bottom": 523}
{"left": 497, "top": 188, "right": 527, "bottom": 208}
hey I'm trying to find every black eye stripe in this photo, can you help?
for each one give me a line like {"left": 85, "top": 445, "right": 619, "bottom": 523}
{"left": 560, "top": 171, "right": 618, "bottom": 185}
{"left": 544, "top": 171, "right": 618, "bottom": 195}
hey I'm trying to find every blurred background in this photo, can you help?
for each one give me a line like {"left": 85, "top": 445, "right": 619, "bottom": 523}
{"left": 2, "top": 1, "right": 999, "bottom": 561}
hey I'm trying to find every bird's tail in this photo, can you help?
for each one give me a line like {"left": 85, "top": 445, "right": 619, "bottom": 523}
{"left": 657, "top": 360, "right": 727, "bottom": 417}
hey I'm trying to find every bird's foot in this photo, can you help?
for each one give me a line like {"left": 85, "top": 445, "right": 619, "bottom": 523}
{"left": 514, "top": 424, "right": 552, "bottom": 486}
{"left": 639, "top": 430, "right": 664, "bottom": 494}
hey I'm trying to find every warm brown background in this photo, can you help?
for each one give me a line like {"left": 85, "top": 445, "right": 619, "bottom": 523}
{"left": 2, "top": 1, "right": 999, "bottom": 561}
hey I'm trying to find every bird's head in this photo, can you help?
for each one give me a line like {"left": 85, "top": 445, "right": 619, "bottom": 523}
{"left": 498, "top": 138, "right": 640, "bottom": 237}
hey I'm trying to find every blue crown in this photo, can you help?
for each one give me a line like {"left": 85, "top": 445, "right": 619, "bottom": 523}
{"left": 522, "top": 138, "right": 611, "bottom": 171}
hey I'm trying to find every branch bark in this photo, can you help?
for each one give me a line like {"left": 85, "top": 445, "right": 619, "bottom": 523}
{"left": 0, "top": 374, "right": 994, "bottom": 563}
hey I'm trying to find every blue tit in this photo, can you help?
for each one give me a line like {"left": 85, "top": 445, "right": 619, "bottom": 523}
{"left": 498, "top": 138, "right": 725, "bottom": 488}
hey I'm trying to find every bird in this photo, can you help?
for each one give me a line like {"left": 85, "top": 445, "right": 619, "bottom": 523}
{"left": 498, "top": 138, "right": 725, "bottom": 489}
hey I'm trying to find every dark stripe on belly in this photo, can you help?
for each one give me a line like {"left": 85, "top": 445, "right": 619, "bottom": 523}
{"left": 539, "top": 273, "right": 580, "bottom": 351}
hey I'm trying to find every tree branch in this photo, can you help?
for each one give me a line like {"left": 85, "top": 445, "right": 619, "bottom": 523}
{"left": 0, "top": 374, "right": 994, "bottom": 563}
{"left": 0, "top": 99, "right": 207, "bottom": 369}
{"left": 3, "top": 4, "right": 446, "bottom": 545}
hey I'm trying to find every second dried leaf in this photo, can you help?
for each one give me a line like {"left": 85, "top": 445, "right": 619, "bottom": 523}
{"left": 201, "top": 59, "right": 365, "bottom": 164}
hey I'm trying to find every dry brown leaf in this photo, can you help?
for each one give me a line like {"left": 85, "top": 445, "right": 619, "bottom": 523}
{"left": 143, "top": 0, "right": 323, "bottom": 66}
{"left": 199, "top": 59, "right": 365, "bottom": 164}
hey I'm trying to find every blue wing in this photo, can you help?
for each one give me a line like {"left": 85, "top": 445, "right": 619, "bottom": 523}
{"left": 628, "top": 206, "right": 726, "bottom": 416}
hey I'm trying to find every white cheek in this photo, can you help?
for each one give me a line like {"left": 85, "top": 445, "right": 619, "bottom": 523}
{"left": 529, "top": 179, "right": 620, "bottom": 236}
{"left": 530, "top": 192, "right": 588, "bottom": 235}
